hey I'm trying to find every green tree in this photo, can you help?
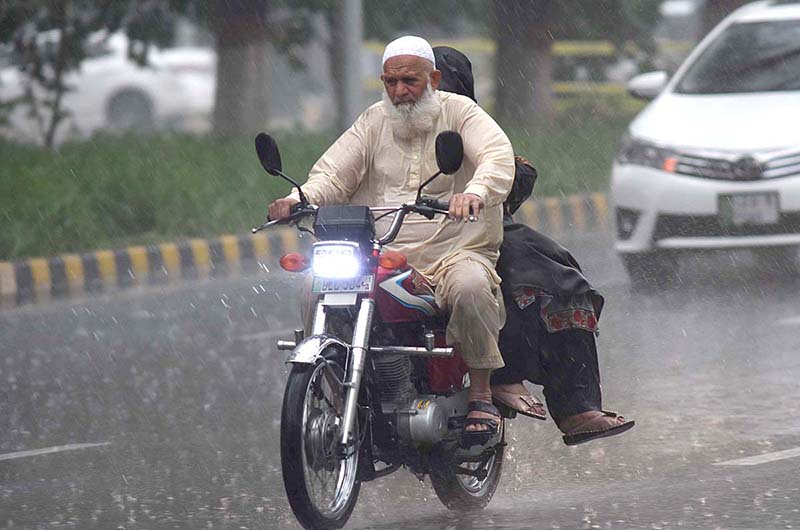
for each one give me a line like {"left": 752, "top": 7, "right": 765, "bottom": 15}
{"left": 0, "top": 0, "right": 177, "bottom": 147}
{"left": 493, "top": 0, "right": 661, "bottom": 128}
{"left": 0, "top": 0, "right": 326, "bottom": 143}
{"left": 701, "top": 0, "right": 750, "bottom": 37}
{"left": 208, "top": 0, "right": 323, "bottom": 136}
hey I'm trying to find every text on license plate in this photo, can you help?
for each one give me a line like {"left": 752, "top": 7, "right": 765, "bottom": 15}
{"left": 719, "top": 192, "right": 780, "bottom": 226}
{"left": 312, "top": 274, "right": 375, "bottom": 294}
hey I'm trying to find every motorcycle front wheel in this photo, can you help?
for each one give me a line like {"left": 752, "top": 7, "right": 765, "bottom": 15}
{"left": 429, "top": 421, "right": 505, "bottom": 512}
{"left": 281, "top": 356, "right": 359, "bottom": 530}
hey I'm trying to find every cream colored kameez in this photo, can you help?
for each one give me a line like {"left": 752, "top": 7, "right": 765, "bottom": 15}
{"left": 292, "top": 91, "right": 514, "bottom": 369}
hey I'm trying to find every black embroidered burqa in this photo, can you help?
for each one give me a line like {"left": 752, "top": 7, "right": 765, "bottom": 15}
{"left": 433, "top": 46, "right": 605, "bottom": 422}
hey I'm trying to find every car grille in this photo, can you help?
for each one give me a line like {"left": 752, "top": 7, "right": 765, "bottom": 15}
{"left": 674, "top": 150, "right": 800, "bottom": 181}
{"left": 653, "top": 211, "right": 800, "bottom": 240}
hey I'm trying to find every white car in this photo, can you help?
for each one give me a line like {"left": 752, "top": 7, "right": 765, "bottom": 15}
{"left": 0, "top": 31, "right": 215, "bottom": 144}
{"left": 610, "top": 0, "right": 800, "bottom": 285}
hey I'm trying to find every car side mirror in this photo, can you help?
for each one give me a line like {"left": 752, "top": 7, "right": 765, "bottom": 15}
{"left": 626, "top": 71, "right": 669, "bottom": 101}
{"left": 435, "top": 131, "right": 463, "bottom": 175}
{"left": 255, "top": 132, "right": 283, "bottom": 176}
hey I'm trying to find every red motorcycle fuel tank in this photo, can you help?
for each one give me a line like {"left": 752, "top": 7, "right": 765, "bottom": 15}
{"left": 372, "top": 264, "right": 438, "bottom": 323}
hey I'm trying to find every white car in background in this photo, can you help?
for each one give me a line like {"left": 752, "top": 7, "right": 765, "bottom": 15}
{"left": 611, "top": 0, "right": 800, "bottom": 286}
{"left": 0, "top": 31, "right": 215, "bottom": 144}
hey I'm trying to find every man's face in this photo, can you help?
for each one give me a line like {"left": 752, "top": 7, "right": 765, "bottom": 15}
{"left": 381, "top": 55, "right": 441, "bottom": 106}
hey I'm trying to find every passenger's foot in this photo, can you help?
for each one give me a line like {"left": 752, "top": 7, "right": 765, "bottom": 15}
{"left": 559, "top": 410, "right": 635, "bottom": 446}
{"left": 491, "top": 383, "right": 547, "bottom": 420}
{"left": 461, "top": 400, "right": 501, "bottom": 448}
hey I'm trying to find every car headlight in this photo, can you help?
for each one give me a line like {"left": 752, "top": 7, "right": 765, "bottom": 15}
{"left": 616, "top": 134, "right": 678, "bottom": 173}
{"left": 312, "top": 243, "right": 362, "bottom": 279}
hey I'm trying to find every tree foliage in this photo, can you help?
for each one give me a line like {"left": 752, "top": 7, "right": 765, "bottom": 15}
{"left": 1, "top": 0, "right": 675, "bottom": 142}
{"left": 701, "top": 0, "right": 750, "bottom": 37}
{"left": 0, "top": 0, "right": 187, "bottom": 147}
{"left": 493, "top": 0, "right": 662, "bottom": 128}
{"left": 362, "top": 0, "right": 487, "bottom": 39}
{"left": 0, "top": 0, "right": 330, "bottom": 143}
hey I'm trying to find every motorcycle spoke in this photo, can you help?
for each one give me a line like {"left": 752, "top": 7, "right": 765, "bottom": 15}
{"left": 298, "top": 361, "right": 358, "bottom": 517}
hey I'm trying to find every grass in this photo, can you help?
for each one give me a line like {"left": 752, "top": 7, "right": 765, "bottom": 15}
{"left": 508, "top": 112, "right": 631, "bottom": 198}
{"left": 1, "top": 111, "right": 633, "bottom": 260}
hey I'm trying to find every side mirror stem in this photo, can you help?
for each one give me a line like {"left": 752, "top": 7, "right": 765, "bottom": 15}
{"left": 415, "top": 170, "right": 443, "bottom": 204}
{"left": 273, "top": 169, "right": 309, "bottom": 206}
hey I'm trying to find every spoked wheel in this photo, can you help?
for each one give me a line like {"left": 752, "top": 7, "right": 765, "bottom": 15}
{"left": 281, "top": 356, "right": 360, "bottom": 530}
{"left": 429, "top": 421, "right": 505, "bottom": 511}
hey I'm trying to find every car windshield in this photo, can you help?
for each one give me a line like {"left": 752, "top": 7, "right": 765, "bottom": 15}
{"left": 675, "top": 19, "right": 800, "bottom": 94}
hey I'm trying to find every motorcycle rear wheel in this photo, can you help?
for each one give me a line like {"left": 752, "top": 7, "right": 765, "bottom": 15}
{"left": 429, "top": 422, "right": 505, "bottom": 511}
{"left": 281, "top": 356, "right": 360, "bottom": 530}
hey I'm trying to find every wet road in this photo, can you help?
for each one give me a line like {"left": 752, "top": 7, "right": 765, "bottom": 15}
{"left": 2, "top": 230, "right": 800, "bottom": 529}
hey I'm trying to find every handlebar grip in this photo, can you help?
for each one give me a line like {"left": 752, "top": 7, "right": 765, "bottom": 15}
{"left": 267, "top": 201, "right": 304, "bottom": 223}
{"left": 431, "top": 199, "right": 450, "bottom": 211}
{"left": 420, "top": 196, "right": 450, "bottom": 212}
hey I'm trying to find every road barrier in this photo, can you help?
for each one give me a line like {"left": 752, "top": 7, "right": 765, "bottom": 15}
{"left": 0, "top": 192, "right": 610, "bottom": 308}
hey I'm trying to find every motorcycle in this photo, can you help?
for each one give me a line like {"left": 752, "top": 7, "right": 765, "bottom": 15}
{"left": 253, "top": 131, "right": 507, "bottom": 530}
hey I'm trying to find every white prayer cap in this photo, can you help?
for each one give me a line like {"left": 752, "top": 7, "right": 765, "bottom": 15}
{"left": 382, "top": 36, "right": 435, "bottom": 67}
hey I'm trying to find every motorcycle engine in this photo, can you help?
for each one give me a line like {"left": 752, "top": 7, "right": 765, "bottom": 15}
{"left": 373, "top": 355, "right": 454, "bottom": 446}
{"left": 397, "top": 397, "right": 449, "bottom": 446}
{"left": 373, "top": 354, "right": 449, "bottom": 446}
{"left": 372, "top": 354, "right": 414, "bottom": 403}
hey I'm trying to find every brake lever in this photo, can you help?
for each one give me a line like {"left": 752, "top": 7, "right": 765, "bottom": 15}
{"left": 251, "top": 218, "right": 283, "bottom": 233}
{"left": 253, "top": 202, "right": 316, "bottom": 233}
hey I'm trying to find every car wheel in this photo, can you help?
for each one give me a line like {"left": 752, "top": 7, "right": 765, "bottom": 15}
{"left": 621, "top": 251, "right": 681, "bottom": 290}
{"left": 106, "top": 90, "right": 154, "bottom": 133}
{"left": 753, "top": 246, "right": 799, "bottom": 276}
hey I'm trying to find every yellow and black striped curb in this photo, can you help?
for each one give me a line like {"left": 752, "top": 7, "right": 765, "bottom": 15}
{"left": 0, "top": 228, "right": 304, "bottom": 308}
{"left": 514, "top": 191, "right": 609, "bottom": 236}
{"left": 0, "top": 192, "right": 610, "bottom": 308}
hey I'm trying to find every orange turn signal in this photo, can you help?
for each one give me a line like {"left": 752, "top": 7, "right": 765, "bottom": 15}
{"left": 279, "top": 253, "right": 309, "bottom": 272}
{"left": 378, "top": 250, "right": 408, "bottom": 270}
{"left": 663, "top": 157, "right": 678, "bottom": 173}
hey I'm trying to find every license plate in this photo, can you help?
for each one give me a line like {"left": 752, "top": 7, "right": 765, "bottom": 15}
{"left": 719, "top": 192, "right": 779, "bottom": 226}
{"left": 312, "top": 274, "right": 375, "bottom": 294}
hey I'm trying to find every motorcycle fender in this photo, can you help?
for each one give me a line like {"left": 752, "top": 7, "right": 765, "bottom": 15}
{"left": 286, "top": 333, "right": 349, "bottom": 365}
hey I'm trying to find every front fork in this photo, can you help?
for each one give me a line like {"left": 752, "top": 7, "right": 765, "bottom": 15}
{"left": 310, "top": 297, "right": 374, "bottom": 453}
{"left": 341, "top": 298, "right": 374, "bottom": 449}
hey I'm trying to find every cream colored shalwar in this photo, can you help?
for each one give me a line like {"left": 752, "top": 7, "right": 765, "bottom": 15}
{"left": 292, "top": 91, "right": 514, "bottom": 369}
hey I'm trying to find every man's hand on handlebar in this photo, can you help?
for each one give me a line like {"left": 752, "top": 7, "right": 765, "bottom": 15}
{"left": 448, "top": 193, "right": 484, "bottom": 222}
{"left": 268, "top": 197, "right": 300, "bottom": 221}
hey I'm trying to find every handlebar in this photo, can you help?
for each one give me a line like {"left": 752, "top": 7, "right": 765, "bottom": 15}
{"left": 253, "top": 196, "right": 452, "bottom": 245}
{"left": 376, "top": 197, "right": 449, "bottom": 245}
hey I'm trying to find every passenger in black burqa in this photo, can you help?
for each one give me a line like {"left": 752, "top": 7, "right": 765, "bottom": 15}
{"left": 433, "top": 46, "right": 634, "bottom": 445}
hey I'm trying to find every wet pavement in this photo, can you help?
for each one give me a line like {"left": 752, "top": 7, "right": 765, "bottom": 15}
{"left": 2, "top": 230, "right": 800, "bottom": 529}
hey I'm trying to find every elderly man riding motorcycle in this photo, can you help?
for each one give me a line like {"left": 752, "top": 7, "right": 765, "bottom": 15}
{"left": 268, "top": 35, "right": 633, "bottom": 447}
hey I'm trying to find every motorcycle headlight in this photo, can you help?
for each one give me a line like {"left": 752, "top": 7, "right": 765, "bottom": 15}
{"left": 616, "top": 134, "right": 678, "bottom": 173}
{"left": 312, "top": 243, "right": 362, "bottom": 279}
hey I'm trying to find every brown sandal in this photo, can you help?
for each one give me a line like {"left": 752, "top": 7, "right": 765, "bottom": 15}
{"left": 460, "top": 401, "right": 502, "bottom": 448}
{"left": 492, "top": 390, "right": 547, "bottom": 421}
{"left": 562, "top": 410, "right": 635, "bottom": 446}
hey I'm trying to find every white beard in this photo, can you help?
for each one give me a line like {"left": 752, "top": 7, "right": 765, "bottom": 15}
{"left": 382, "top": 85, "right": 441, "bottom": 140}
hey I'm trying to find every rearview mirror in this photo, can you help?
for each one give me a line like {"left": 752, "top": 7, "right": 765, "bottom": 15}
{"left": 626, "top": 71, "right": 668, "bottom": 101}
{"left": 255, "top": 133, "right": 283, "bottom": 176}
{"left": 254, "top": 132, "right": 309, "bottom": 206}
{"left": 435, "top": 131, "right": 463, "bottom": 175}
